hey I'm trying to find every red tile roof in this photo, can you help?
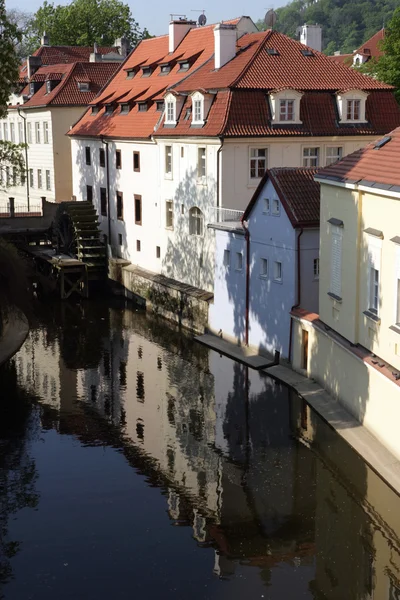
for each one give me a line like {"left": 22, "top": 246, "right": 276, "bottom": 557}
{"left": 355, "top": 28, "right": 385, "bottom": 59}
{"left": 243, "top": 168, "right": 321, "bottom": 227}
{"left": 21, "top": 62, "right": 119, "bottom": 108}
{"left": 69, "top": 24, "right": 398, "bottom": 141}
{"left": 326, "top": 53, "right": 353, "bottom": 66}
{"left": 317, "top": 126, "right": 400, "bottom": 190}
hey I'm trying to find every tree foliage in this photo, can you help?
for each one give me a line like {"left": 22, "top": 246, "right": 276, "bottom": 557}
{"left": 26, "top": 0, "right": 146, "bottom": 53}
{"left": 257, "top": 0, "right": 398, "bottom": 54}
{"left": 0, "top": 0, "right": 21, "bottom": 119}
{"left": 0, "top": 141, "right": 26, "bottom": 191}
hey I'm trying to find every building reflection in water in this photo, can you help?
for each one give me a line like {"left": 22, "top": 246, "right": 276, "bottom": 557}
{"left": 10, "top": 302, "right": 400, "bottom": 598}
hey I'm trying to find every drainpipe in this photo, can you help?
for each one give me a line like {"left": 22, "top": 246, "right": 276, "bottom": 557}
{"left": 17, "top": 107, "right": 29, "bottom": 211}
{"left": 242, "top": 219, "right": 250, "bottom": 346}
{"left": 101, "top": 136, "right": 111, "bottom": 247}
{"left": 288, "top": 227, "right": 304, "bottom": 362}
{"left": 216, "top": 137, "right": 224, "bottom": 210}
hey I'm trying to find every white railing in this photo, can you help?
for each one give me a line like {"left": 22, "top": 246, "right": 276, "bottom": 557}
{"left": 210, "top": 206, "right": 244, "bottom": 224}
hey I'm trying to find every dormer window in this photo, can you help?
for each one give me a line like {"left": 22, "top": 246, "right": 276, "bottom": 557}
{"left": 91, "top": 105, "right": 99, "bottom": 115}
{"left": 270, "top": 90, "right": 303, "bottom": 125}
{"left": 165, "top": 95, "right": 176, "bottom": 125}
{"left": 29, "top": 82, "right": 35, "bottom": 96}
{"left": 193, "top": 98, "right": 203, "bottom": 125}
{"left": 156, "top": 100, "right": 164, "bottom": 112}
{"left": 78, "top": 82, "right": 90, "bottom": 92}
{"left": 120, "top": 103, "right": 130, "bottom": 114}
{"left": 336, "top": 90, "right": 368, "bottom": 123}
{"left": 138, "top": 102, "right": 147, "bottom": 112}
{"left": 105, "top": 104, "right": 114, "bottom": 115}
{"left": 126, "top": 69, "right": 135, "bottom": 79}
{"left": 160, "top": 64, "right": 171, "bottom": 75}
{"left": 46, "top": 81, "right": 51, "bottom": 94}
{"left": 178, "top": 60, "right": 190, "bottom": 72}
{"left": 190, "top": 91, "right": 212, "bottom": 127}
{"left": 141, "top": 66, "right": 152, "bottom": 77}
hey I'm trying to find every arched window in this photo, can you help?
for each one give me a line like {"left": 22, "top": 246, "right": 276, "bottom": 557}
{"left": 189, "top": 207, "right": 204, "bottom": 236}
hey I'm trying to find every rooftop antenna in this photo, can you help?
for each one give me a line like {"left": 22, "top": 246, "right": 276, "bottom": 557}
{"left": 191, "top": 9, "right": 207, "bottom": 26}
{"left": 170, "top": 13, "right": 187, "bottom": 20}
{"left": 264, "top": 8, "right": 277, "bottom": 30}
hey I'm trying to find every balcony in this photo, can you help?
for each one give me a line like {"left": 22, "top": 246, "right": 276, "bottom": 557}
{"left": 209, "top": 206, "right": 244, "bottom": 226}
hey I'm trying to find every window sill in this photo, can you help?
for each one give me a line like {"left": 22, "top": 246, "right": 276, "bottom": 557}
{"left": 259, "top": 274, "right": 268, "bottom": 280}
{"left": 271, "top": 212, "right": 280, "bottom": 217}
{"left": 389, "top": 325, "right": 400, "bottom": 335}
{"left": 363, "top": 310, "right": 381, "bottom": 324}
{"left": 273, "top": 278, "right": 283, "bottom": 285}
{"left": 328, "top": 292, "right": 342, "bottom": 302}
{"left": 165, "top": 226, "right": 174, "bottom": 231}
{"left": 164, "top": 174, "right": 173, "bottom": 180}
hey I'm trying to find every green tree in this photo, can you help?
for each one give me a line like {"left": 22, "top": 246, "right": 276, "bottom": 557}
{"left": 0, "top": 141, "right": 26, "bottom": 191}
{"left": 6, "top": 8, "right": 32, "bottom": 60}
{"left": 0, "top": 0, "right": 21, "bottom": 118}
{"left": 26, "top": 0, "right": 146, "bottom": 52}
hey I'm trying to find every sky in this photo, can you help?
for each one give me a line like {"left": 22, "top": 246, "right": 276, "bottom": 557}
{"left": 5, "top": 0, "right": 289, "bottom": 37}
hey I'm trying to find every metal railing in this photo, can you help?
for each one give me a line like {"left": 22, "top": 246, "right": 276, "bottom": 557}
{"left": 209, "top": 206, "right": 244, "bottom": 224}
{"left": 0, "top": 199, "right": 43, "bottom": 218}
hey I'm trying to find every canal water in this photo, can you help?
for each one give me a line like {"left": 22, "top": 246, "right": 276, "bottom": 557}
{"left": 1, "top": 300, "right": 400, "bottom": 600}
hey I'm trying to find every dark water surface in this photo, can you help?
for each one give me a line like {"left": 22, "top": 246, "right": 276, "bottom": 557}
{"left": 1, "top": 300, "right": 400, "bottom": 600}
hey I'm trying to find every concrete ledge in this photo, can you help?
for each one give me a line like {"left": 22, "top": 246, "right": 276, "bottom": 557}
{"left": 195, "top": 333, "right": 400, "bottom": 497}
{"left": 195, "top": 333, "right": 277, "bottom": 369}
{"left": 0, "top": 310, "right": 29, "bottom": 367}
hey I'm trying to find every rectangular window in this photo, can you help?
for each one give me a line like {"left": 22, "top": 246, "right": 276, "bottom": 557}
{"left": 117, "top": 191, "right": 123, "bottom": 220}
{"left": 279, "top": 99, "right": 294, "bottom": 121}
{"left": 330, "top": 226, "right": 343, "bottom": 298}
{"left": 250, "top": 148, "right": 267, "bottom": 179}
{"left": 274, "top": 261, "right": 282, "bottom": 282}
{"left": 12, "top": 167, "right": 17, "bottom": 186}
{"left": 165, "top": 145, "right": 172, "bottom": 176}
{"left": 347, "top": 99, "right": 361, "bottom": 120}
{"left": 10, "top": 122, "right": 15, "bottom": 143}
{"left": 85, "top": 147, "right": 91, "bottom": 165}
{"left": 18, "top": 122, "right": 23, "bottom": 143}
{"left": 0, "top": 124, "right": 3, "bottom": 140}
{"left": 37, "top": 169, "right": 42, "bottom": 189}
{"left": 27, "top": 122, "right": 32, "bottom": 144}
{"left": 99, "top": 148, "right": 105, "bottom": 167}
{"left": 224, "top": 249, "right": 230, "bottom": 267}
{"left": 21, "top": 169, "right": 26, "bottom": 186}
{"left": 193, "top": 99, "right": 202, "bottom": 122}
{"left": 156, "top": 101, "right": 164, "bottom": 112}
{"left": 35, "top": 121, "right": 40, "bottom": 143}
{"left": 197, "top": 147, "right": 206, "bottom": 179}
{"left": 3, "top": 123, "right": 8, "bottom": 140}
{"left": 369, "top": 267, "right": 379, "bottom": 314}
{"left": 326, "top": 147, "right": 343, "bottom": 166}
{"left": 6, "top": 166, "right": 10, "bottom": 187}
{"left": 166, "top": 101, "right": 174, "bottom": 122}
{"left": 100, "top": 187, "right": 107, "bottom": 216}
{"left": 156, "top": 246, "right": 161, "bottom": 258}
{"left": 46, "top": 170, "right": 51, "bottom": 190}
{"left": 236, "top": 252, "right": 243, "bottom": 271}
{"left": 138, "top": 103, "right": 147, "bottom": 112}
{"left": 136, "top": 240, "right": 141, "bottom": 252}
{"left": 43, "top": 122, "right": 49, "bottom": 143}
{"left": 165, "top": 200, "right": 173, "bottom": 229}
{"left": 118, "top": 233, "right": 123, "bottom": 246}
{"left": 120, "top": 103, "right": 130, "bottom": 114}
{"left": 126, "top": 69, "right": 135, "bottom": 79}
{"left": 29, "top": 168, "right": 34, "bottom": 188}
{"left": 135, "top": 195, "right": 142, "bottom": 225}
{"left": 116, "top": 149, "right": 122, "bottom": 169}
{"left": 303, "top": 147, "right": 319, "bottom": 168}
{"left": 133, "top": 151, "right": 140, "bottom": 172}
{"left": 260, "top": 258, "right": 268, "bottom": 278}
{"left": 263, "top": 198, "right": 270, "bottom": 214}
{"left": 313, "top": 258, "right": 320, "bottom": 279}
{"left": 272, "top": 199, "right": 280, "bottom": 215}
{"left": 86, "top": 184, "right": 93, "bottom": 203}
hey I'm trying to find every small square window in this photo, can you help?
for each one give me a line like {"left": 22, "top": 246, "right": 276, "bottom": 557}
{"left": 160, "top": 64, "right": 170, "bottom": 75}
{"left": 156, "top": 246, "right": 161, "bottom": 258}
{"left": 236, "top": 252, "right": 243, "bottom": 271}
{"left": 272, "top": 199, "right": 280, "bottom": 215}
{"left": 223, "top": 249, "right": 230, "bottom": 267}
{"left": 156, "top": 100, "right": 164, "bottom": 112}
{"left": 133, "top": 151, "right": 140, "bottom": 172}
{"left": 118, "top": 233, "right": 123, "bottom": 245}
{"left": 105, "top": 104, "right": 114, "bottom": 115}
{"left": 178, "top": 61, "right": 190, "bottom": 72}
{"left": 313, "top": 258, "right": 320, "bottom": 279}
{"left": 120, "top": 103, "right": 130, "bottom": 114}
{"left": 91, "top": 106, "right": 99, "bottom": 115}
{"left": 138, "top": 102, "right": 147, "bottom": 112}
{"left": 263, "top": 198, "right": 270, "bottom": 214}
{"left": 274, "top": 261, "right": 282, "bottom": 282}
{"left": 141, "top": 66, "right": 152, "bottom": 77}
{"left": 136, "top": 239, "right": 141, "bottom": 251}
{"left": 260, "top": 258, "right": 268, "bottom": 278}
{"left": 126, "top": 69, "right": 135, "bottom": 79}
{"left": 116, "top": 149, "right": 122, "bottom": 169}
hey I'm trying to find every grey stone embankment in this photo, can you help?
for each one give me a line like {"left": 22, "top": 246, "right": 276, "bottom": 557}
{"left": 0, "top": 310, "right": 29, "bottom": 367}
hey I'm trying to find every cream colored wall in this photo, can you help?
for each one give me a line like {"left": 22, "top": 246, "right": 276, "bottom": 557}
{"left": 51, "top": 106, "right": 86, "bottom": 202}
{"left": 221, "top": 137, "right": 377, "bottom": 211}
{"left": 292, "top": 317, "right": 400, "bottom": 460}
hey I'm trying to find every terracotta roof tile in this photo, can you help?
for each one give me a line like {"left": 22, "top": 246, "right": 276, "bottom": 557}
{"left": 355, "top": 28, "right": 385, "bottom": 58}
{"left": 243, "top": 167, "right": 320, "bottom": 227}
{"left": 317, "top": 126, "right": 400, "bottom": 189}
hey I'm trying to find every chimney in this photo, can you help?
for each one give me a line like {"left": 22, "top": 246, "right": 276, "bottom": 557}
{"left": 214, "top": 23, "right": 237, "bottom": 69}
{"left": 27, "top": 55, "right": 42, "bottom": 79}
{"left": 299, "top": 24, "right": 322, "bottom": 52}
{"left": 115, "top": 36, "right": 130, "bottom": 57}
{"left": 169, "top": 19, "right": 196, "bottom": 53}
{"left": 41, "top": 31, "right": 49, "bottom": 46}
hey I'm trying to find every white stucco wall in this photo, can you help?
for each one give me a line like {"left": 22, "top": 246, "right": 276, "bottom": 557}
{"left": 300, "top": 228, "right": 320, "bottom": 314}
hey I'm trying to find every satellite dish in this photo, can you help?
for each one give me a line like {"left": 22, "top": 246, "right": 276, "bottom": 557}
{"left": 198, "top": 13, "right": 207, "bottom": 26}
{"left": 264, "top": 9, "right": 277, "bottom": 29}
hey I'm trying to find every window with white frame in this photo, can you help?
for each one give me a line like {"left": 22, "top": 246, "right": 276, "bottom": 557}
{"left": 10, "top": 123, "right": 15, "bottom": 143}
{"left": 27, "top": 122, "right": 32, "bottom": 144}
{"left": 29, "top": 168, "right": 34, "bottom": 188}
{"left": 336, "top": 90, "right": 368, "bottom": 123}
{"left": 236, "top": 252, "right": 243, "bottom": 271}
{"left": 165, "top": 200, "right": 173, "bottom": 229}
{"left": 0, "top": 125, "right": 2, "bottom": 140}
{"left": 35, "top": 122, "right": 40, "bottom": 143}
{"left": 37, "top": 169, "right": 42, "bottom": 189}
{"left": 367, "top": 235, "right": 382, "bottom": 316}
{"left": 347, "top": 99, "right": 361, "bottom": 120}
{"left": 303, "top": 147, "right": 319, "bottom": 167}
{"left": 250, "top": 148, "right": 268, "bottom": 179}
{"left": 272, "top": 198, "right": 280, "bottom": 216}
{"left": 165, "top": 145, "right": 172, "bottom": 176}
{"left": 189, "top": 207, "right": 204, "bottom": 236}
{"left": 5, "top": 166, "right": 10, "bottom": 187}
{"left": 43, "top": 122, "right": 49, "bottom": 143}
{"left": 263, "top": 198, "right": 270, "bottom": 214}
{"left": 313, "top": 258, "right": 320, "bottom": 279}
{"left": 330, "top": 225, "right": 343, "bottom": 298}
{"left": 193, "top": 99, "right": 203, "bottom": 124}
{"left": 165, "top": 100, "right": 175, "bottom": 124}
{"left": 46, "top": 170, "right": 51, "bottom": 190}
{"left": 326, "top": 146, "right": 343, "bottom": 166}
{"left": 260, "top": 258, "right": 268, "bottom": 278}
{"left": 18, "top": 121, "right": 23, "bottom": 143}
{"left": 274, "top": 261, "right": 283, "bottom": 282}
{"left": 279, "top": 99, "right": 295, "bottom": 121}
{"left": 197, "top": 147, "right": 206, "bottom": 180}
{"left": 223, "top": 249, "right": 230, "bottom": 267}
{"left": 3, "top": 123, "right": 8, "bottom": 140}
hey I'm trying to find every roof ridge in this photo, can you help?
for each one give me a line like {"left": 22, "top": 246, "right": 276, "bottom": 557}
{"left": 230, "top": 29, "right": 273, "bottom": 88}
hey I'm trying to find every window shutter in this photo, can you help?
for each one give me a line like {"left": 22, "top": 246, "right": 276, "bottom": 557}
{"left": 331, "top": 227, "right": 342, "bottom": 297}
